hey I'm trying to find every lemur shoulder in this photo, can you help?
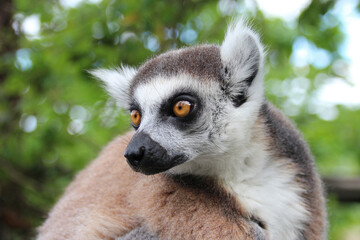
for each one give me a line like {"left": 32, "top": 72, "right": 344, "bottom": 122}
{"left": 37, "top": 20, "right": 327, "bottom": 240}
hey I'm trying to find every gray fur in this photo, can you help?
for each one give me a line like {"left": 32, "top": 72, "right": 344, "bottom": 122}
{"left": 259, "top": 102, "right": 315, "bottom": 185}
{"left": 116, "top": 226, "right": 160, "bottom": 240}
{"left": 130, "top": 45, "right": 223, "bottom": 95}
{"left": 249, "top": 221, "right": 267, "bottom": 240}
{"left": 260, "top": 102, "right": 327, "bottom": 239}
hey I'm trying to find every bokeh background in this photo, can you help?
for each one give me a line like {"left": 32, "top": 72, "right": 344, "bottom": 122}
{"left": 1, "top": 0, "right": 360, "bottom": 239}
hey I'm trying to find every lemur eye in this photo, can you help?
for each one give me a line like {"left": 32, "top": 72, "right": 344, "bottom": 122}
{"left": 130, "top": 110, "right": 141, "bottom": 127}
{"left": 173, "top": 101, "right": 192, "bottom": 117}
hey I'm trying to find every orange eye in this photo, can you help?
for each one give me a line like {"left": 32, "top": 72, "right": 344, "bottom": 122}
{"left": 173, "top": 101, "right": 192, "bottom": 117}
{"left": 130, "top": 110, "right": 141, "bottom": 127}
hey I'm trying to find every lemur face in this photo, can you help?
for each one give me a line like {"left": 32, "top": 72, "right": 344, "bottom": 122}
{"left": 123, "top": 46, "right": 225, "bottom": 174}
{"left": 91, "top": 21, "right": 264, "bottom": 175}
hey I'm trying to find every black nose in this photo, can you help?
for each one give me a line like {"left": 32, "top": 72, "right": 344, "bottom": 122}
{"left": 124, "top": 131, "right": 187, "bottom": 175}
{"left": 124, "top": 145, "right": 145, "bottom": 167}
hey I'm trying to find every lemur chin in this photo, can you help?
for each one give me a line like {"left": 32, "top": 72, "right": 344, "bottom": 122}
{"left": 37, "top": 19, "right": 327, "bottom": 240}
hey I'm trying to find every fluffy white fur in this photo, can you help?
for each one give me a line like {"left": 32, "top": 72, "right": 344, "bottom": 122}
{"left": 220, "top": 19, "right": 265, "bottom": 100}
{"left": 90, "top": 65, "right": 137, "bottom": 109}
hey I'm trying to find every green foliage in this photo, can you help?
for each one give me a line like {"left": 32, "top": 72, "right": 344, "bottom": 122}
{"left": 0, "top": 0, "right": 359, "bottom": 239}
{"left": 300, "top": 107, "right": 360, "bottom": 177}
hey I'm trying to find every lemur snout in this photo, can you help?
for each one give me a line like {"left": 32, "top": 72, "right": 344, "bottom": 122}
{"left": 124, "top": 132, "right": 186, "bottom": 175}
{"left": 124, "top": 145, "right": 145, "bottom": 167}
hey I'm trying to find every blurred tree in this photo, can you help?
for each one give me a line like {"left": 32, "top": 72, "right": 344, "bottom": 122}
{"left": 0, "top": 0, "right": 359, "bottom": 239}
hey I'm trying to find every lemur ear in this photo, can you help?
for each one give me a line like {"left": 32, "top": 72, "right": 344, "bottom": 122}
{"left": 89, "top": 65, "right": 137, "bottom": 109}
{"left": 220, "top": 19, "right": 264, "bottom": 107}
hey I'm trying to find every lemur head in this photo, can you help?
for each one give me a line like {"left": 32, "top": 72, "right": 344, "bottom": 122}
{"left": 91, "top": 20, "right": 265, "bottom": 175}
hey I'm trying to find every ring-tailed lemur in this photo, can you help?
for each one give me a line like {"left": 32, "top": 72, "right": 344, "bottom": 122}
{"left": 37, "top": 20, "right": 327, "bottom": 240}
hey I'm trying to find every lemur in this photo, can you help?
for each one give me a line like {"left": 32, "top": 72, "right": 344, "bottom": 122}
{"left": 37, "top": 20, "right": 327, "bottom": 240}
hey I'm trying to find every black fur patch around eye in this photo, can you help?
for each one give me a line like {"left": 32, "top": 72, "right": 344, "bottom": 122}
{"left": 158, "top": 90, "right": 202, "bottom": 130}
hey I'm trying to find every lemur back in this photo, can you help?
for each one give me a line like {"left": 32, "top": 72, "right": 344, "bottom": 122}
{"left": 37, "top": 20, "right": 327, "bottom": 240}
